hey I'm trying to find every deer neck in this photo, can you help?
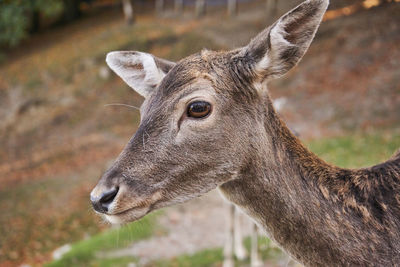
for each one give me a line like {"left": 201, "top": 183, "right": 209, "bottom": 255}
{"left": 218, "top": 98, "right": 347, "bottom": 264}
{"left": 219, "top": 96, "right": 400, "bottom": 265}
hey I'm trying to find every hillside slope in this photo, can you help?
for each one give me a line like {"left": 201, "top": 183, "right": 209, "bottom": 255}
{"left": 0, "top": 1, "right": 399, "bottom": 265}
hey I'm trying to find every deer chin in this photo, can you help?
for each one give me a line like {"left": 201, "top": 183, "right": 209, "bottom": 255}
{"left": 104, "top": 206, "right": 150, "bottom": 224}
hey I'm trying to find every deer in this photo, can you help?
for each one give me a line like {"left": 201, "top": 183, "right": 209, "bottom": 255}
{"left": 90, "top": 0, "right": 400, "bottom": 265}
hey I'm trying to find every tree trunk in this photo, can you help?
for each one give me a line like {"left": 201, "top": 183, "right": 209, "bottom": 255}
{"left": 227, "top": 0, "right": 238, "bottom": 17}
{"left": 195, "top": 0, "right": 206, "bottom": 18}
{"left": 28, "top": 0, "right": 40, "bottom": 33}
{"left": 155, "top": 0, "right": 164, "bottom": 16}
{"left": 122, "top": 0, "right": 134, "bottom": 25}
{"left": 29, "top": 10, "right": 40, "bottom": 33}
{"left": 62, "top": 0, "right": 81, "bottom": 23}
{"left": 175, "top": 0, "right": 183, "bottom": 14}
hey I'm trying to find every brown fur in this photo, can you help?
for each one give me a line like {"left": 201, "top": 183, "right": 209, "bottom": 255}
{"left": 92, "top": 0, "right": 400, "bottom": 265}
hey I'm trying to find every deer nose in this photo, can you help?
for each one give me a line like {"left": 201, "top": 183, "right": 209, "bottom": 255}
{"left": 90, "top": 187, "right": 119, "bottom": 213}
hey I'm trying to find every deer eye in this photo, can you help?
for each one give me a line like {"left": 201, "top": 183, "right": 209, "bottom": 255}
{"left": 187, "top": 101, "right": 211, "bottom": 118}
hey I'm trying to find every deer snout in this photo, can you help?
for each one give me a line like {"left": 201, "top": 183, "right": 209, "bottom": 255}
{"left": 90, "top": 186, "right": 119, "bottom": 213}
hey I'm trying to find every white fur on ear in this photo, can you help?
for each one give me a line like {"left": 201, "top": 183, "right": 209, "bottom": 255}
{"left": 106, "top": 51, "right": 167, "bottom": 98}
{"left": 255, "top": 22, "right": 293, "bottom": 74}
{"left": 245, "top": 0, "right": 329, "bottom": 82}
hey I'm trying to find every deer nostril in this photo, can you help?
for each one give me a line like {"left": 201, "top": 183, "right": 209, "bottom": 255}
{"left": 91, "top": 187, "right": 119, "bottom": 213}
{"left": 99, "top": 187, "right": 119, "bottom": 210}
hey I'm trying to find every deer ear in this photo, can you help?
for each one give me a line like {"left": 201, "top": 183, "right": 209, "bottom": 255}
{"left": 240, "top": 0, "right": 328, "bottom": 82}
{"left": 106, "top": 51, "right": 175, "bottom": 98}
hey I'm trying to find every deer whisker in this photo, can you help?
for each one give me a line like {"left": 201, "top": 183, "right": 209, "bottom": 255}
{"left": 104, "top": 103, "right": 140, "bottom": 110}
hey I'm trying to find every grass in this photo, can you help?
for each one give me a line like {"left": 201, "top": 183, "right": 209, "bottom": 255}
{"left": 151, "top": 248, "right": 224, "bottom": 267}
{"left": 46, "top": 213, "right": 160, "bottom": 267}
{"left": 86, "top": 256, "right": 139, "bottom": 267}
{"left": 307, "top": 132, "right": 400, "bottom": 168}
{"left": 148, "top": 235, "right": 285, "bottom": 267}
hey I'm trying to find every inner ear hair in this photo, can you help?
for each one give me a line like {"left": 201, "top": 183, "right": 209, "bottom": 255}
{"left": 106, "top": 51, "right": 175, "bottom": 98}
{"left": 154, "top": 56, "right": 176, "bottom": 74}
{"left": 240, "top": 0, "right": 329, "bottom": 81}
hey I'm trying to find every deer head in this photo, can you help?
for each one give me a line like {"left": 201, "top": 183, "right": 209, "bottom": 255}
{"left": 91, "top": 0, "right": 329, "bottom": 224}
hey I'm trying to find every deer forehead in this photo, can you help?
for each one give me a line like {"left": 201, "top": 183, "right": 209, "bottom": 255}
{"left": 159, "top": 55, "right": 226, "bottom": 94}
{"left": 142, "top": 56, "right": 229, "bottom": 112}
{"left": 141, "top": 77, "right": 217, "bottom": 119}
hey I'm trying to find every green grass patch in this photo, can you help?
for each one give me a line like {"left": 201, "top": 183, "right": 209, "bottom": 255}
{"left": 307, "top": 132, "right": 400, "bottom": 168}
{"left": 151, "top": 248, "right": 223, "bottom": 267}
{"left": 149, "top": 235, "right": 285, "bottom": 267}
{"left": 46, "top": 213, "right": 159, "bottom": 267}
{"left": 79, "top": 256, "right": 138, "bottom": 267}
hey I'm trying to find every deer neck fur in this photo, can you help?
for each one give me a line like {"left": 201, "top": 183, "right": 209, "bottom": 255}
{"left": 218, "top": 95, "right": 400, "bottom": 266}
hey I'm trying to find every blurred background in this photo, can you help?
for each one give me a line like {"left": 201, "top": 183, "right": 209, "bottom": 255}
{"left": 0, "top": 0, "right": 399, "bottom": 266}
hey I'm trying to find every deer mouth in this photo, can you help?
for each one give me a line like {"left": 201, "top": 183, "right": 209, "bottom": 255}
{"left": 104, "top": 205, "right": 151, "bottom": 224}
{"left": 104, "top": 190, "right": 163, "bottom": 224}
